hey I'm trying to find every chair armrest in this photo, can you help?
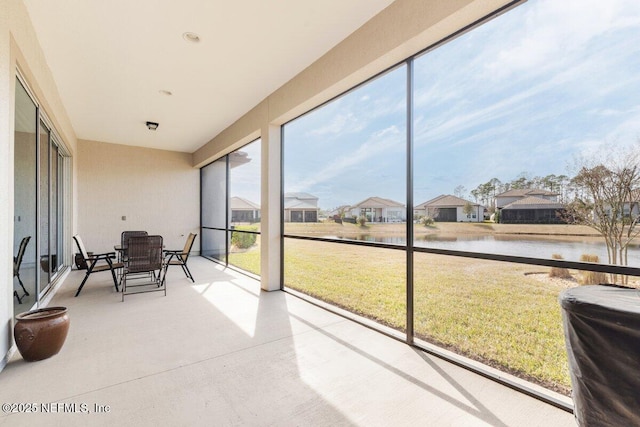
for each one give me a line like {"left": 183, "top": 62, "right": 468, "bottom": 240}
{"left": 87, "top": 252, "right": 116, "bottom": 260}
{"left": 162, "top": 252, "right": 175, "bottom": 265}
{"left": 163, "top": 249, "right": 184, "bottom": 255}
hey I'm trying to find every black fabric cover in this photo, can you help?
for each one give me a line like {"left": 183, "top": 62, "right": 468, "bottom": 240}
{"left": 560, "top": 285, "right": 640, "bottom": 426}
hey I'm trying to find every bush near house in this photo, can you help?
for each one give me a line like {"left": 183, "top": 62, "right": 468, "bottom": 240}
{"left": 231, "top": 226, "right": 258, "bottom": 249}
{"left": 421, "top": 216, "right": 435, "bottom": 226}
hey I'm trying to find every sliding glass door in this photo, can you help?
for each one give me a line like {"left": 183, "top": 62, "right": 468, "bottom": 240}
{"left": 14, "top": 77, "right": 68, "bottom": 313}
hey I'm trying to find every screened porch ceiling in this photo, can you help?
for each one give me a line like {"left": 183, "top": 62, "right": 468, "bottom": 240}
{"left": 23, "top": 0, "right": 394, "bottom": 153}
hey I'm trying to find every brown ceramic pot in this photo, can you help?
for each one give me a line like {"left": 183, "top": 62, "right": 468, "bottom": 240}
{"left": 14, "top": 307, "right": 70, "bottom": 362}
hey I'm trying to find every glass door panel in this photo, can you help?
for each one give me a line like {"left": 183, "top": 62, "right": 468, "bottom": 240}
{"left": 13, "top": 80, "right": 38, "bottom": 312}
{"left": 57, "top": 151, "right": 64, "bottom": 272}
{"left": 38, "top": 120, "right": 50, "bottom": 295}
{"left": 50, "top": 143, "right": 59, "bottom": 277}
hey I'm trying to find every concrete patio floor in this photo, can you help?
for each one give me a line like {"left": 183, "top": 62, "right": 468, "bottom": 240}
{"left": 1, "top": 257, "right": 575, "bottom": 426}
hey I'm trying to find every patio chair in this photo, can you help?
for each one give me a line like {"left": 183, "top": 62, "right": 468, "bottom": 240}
{"left": 73, "top": 235, "right": 123, "bottom": 297}
{"left": 164, "top": 233, "right": 197, "bottom": 282}
{"left": 119, "top": 231, "right": 149, "bottom": 277}
{"left": 13, "top": 236, "right": 31, "bottom": 304}
{"left": 120, "top": 230, "right": 148, "bottom": 259}
{"left": 121, "top": 235, "right": 167, "bottom": 301}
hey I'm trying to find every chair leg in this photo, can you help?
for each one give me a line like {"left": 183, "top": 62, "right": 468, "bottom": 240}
{"left": 180, "top": 263, "right": 195, "bottom": 282}
{"left": 109, "top": 266, "right": 120, "bottom": 292}
{"left": 16, "top": 274, "right": 29, "bottom": 296}
{"left": 75, "top": 259, "right": 99, "bottom": 297}
{"left": 14, "top": 290, "right": 23, "bottom": 304}
{"left": 74, "top": 271, "right": 92, "bottom": 297}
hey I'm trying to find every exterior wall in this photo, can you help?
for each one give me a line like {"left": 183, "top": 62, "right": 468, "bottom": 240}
{"left": 456, "top": 206, "right": 483, "bottom": 222}
{"left": 1, "top": 0, "right": 78, "bottom": 369}
{"left": 496, "top": 196, "right": 520, "bottom": 208}
{"left": 77, "top": 139, "right": 199, "bottom": 254}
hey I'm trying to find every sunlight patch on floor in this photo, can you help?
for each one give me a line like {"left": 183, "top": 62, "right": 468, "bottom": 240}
{"left": 191, "top": 280, "right": 259, "bottom": 338}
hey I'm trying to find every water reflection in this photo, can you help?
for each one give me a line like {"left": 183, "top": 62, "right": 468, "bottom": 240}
{"left": 327, "top": 233, "right": 640, "bottom": 265}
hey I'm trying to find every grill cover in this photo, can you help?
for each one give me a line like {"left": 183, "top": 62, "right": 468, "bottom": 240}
{"left": 560, "top": 285, "right": 640, "bottom": 426}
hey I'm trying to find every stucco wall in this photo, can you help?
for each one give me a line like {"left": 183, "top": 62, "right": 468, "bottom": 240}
{"left": 77, "top": 139, "right": 199, "bottom": 254}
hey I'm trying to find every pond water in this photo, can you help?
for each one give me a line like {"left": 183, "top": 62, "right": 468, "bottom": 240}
{"left": 326, "top": 233, "right": 640, "bottom": 266}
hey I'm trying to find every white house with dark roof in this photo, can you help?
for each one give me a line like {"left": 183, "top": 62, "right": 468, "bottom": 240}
{"left": 415, "top": 194, "right": 484, "bottom": 222}
{"left": 349, "top": 196, "right": 406, "bottom": 222}
{"left": 284, "top": 192, "right": 320, "bottom": 222}
{"left": 230, "top": 197, "right": 260, "bottom": 223}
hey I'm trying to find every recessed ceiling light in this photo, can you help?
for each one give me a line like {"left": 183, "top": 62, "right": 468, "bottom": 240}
{"left": 159, "top": 90, "right": 173, "bottom": 96}
{"left": 182, "top": 32, "right": 201, "bottom": 43}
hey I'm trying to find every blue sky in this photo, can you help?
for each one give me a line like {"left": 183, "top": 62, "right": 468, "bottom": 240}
{"left": 257, "top": 0, "right": 640, "bottom": 211}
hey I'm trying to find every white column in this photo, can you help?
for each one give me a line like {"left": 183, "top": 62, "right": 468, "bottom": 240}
{"left": 260, "top": 124, "right": 281, "bottom": 291}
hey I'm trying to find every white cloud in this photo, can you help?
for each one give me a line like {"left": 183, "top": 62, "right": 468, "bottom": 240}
{"left": 484, "top": 0, "right": 625, "bottom": 80}
{"left": 288, "top": 125, "right": 403, "bottom": 194}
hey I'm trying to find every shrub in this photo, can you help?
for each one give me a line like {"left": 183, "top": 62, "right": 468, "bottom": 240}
{"left": 549, "top": 254, "right": 572, "bottom": 279}
{"left": 357, "top": 215, "right": 367, "bottom": 226}
{"left": 231, "top": 226, "right": 258, "bottom": 249}
{"left": 578, "top": 254, "right": 608, "bottom": 285}
{"left": 421, "top": 216, "right": 434, "bottom": 227}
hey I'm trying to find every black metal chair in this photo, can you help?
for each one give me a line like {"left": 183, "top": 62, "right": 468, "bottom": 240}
{"left": 164, "top": 233, "right": 197, "bottom": 282}
{"left": 121, "top": 235, "right": 167, "bottom": 301}
{"left": 73, "top": 235, "right": 123, "bottom": 297}
{"left": 120, "top": 231, "right": 148, "bottom": 259}
{"left": 118, "top": 230, "right": 149, "bottom": 278}
{"left": 13, "top": 236, "right": 31, "bottom": 304}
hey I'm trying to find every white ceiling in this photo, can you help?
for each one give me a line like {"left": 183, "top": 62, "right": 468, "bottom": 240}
{"left": 23, "top": 0, "right": 394, "bottom": 153}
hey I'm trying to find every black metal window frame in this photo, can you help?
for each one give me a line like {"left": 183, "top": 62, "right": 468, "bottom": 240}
{"left": 200, "top": 139, "right": 261, "bottom": 279}
{"left": 278, "top": 0, "right": 640, "bottom": 413}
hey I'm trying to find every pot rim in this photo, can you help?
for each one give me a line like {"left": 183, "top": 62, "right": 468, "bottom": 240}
{"left": 15, "top": 306, "right": 68, "bottom": 321}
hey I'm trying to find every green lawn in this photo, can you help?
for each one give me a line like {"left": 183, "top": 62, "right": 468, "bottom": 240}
{"left": 413, "top": 253, "right": 569, "bottom": 393}
{"left": 228, "top": 234, "right": 261, "bottom": 275}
